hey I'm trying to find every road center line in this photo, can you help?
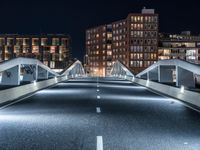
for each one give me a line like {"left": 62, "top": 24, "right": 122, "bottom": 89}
{"left": 96, "top": 107, "right": 101, "bottom": 113}
{"left": 97, "top": 95, "right": 101, "bottom": 99}
{"left": 97, "top": 89, "right": 100, "bottom": 92}
{"left": 97, "top": 136, "right": 103, "bottom": 150}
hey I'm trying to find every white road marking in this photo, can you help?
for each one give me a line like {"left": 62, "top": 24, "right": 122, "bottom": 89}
{"left": 97, "top": 136, "right": 103, "bottom": 150}
{"left": 97, "top": 95, "right": 101, "bottom": 99}
{"left": 97, "top": 89, "right": 100, "bottom": 92}
{"left": 96, "top": 107, "right": 101, "bottom": 113}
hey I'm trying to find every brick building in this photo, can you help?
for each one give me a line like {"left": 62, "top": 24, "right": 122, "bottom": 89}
{"left": 86, "top": 8, "right": 158, "bottom": 76}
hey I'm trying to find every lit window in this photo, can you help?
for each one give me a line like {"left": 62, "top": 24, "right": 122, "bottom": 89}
{"left": 107, "top": 45, "right": 111, "bottom": 50}
{"left": 32, "top": 38, "right": 39, "bottom": 46}
{"left": 32, "top": 46, "right": 39, "bottom": 53}
{"left": 41, "top": 38, "right": 48, "bottom": 46}
{"left": 96, "top": 34, "right": 99, "bottom": 38}
{"left": 52, "top": 38, "right": 59, "bottom": 46}
{"left": 50, "top": 46, "right": 56, "bottom": 53}
{"left": 107, "top": 51, "right": 112, "bottom": 56}
{"left": 50, "top": 61, "right": 55, "bottom": 68}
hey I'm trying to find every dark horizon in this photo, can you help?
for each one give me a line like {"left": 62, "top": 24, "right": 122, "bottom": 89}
{"left": 0, "top": 0, "right": 200, "bottom": 61}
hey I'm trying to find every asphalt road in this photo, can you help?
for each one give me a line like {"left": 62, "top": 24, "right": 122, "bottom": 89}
{"left": 0, "top": 77, "right": 200, "bottom": 150}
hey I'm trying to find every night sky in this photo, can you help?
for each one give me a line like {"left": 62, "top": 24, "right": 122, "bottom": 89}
{"left": 0, "top": 0, "right": 200, "bottom": 61}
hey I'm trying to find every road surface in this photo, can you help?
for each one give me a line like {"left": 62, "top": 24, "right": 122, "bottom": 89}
{"left": 0, "top": 77, "right": 200, "bottom": 150}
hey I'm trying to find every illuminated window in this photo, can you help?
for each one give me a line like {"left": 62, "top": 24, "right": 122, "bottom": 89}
{"left": 52, "top": 38, "right": 59, "bottom": 46}
{"left": 0, "top": 38, "right": 5, "bottom": 46}
{"left": 43, "top": 61, "right": 48, "bottom": 66}
{"left": 61, "top": 38, "right": 68, "bottom": 46}
{"left": 7, "top": 38, "right": 14, "bottom": 45}
{"left": 32, "top": 38, "right": 39, "bottom": 46}
{"left": 107, "top": 51, "right": 112, "bottom": 56}
{"left": 23, "top": 38, "right": 29, "bottom": 46}
{"left": 41, "top": 38, "right": 48, "bottom": 46}
{"left": 107, "top": 33, "right": 112, "bottom": 39}
{"left": 16, "top": 38, "right": 23, "bottom": 45}
{"left": 59, "top": 54, "right": 63, "bottom": 61}
{"left": 134, "top": 16, "right": 137, "bottom": 22}
{"left": 32, "top": 46, "right": 39, "bottom": 53}
{"left": 107, "top": 62, "right": 112, "bottom": 66}
{"left": 14, "top": 46, "right": 20, "bottom": 53}
{"left": 96, "top": 34, "right": 99, "bottom": 38}
{"left": 50, "top": 46, "right": 56, "bottom": 53}
{"left": 23, "top": 46, "right": 29, "bottom": 53}
{"left": 50, "top": 61, "right": 55, "bottom": 68}
{"left": 107, "top": 45, "right": 111, "bottom": 50}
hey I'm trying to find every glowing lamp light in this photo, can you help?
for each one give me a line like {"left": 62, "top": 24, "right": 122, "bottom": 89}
{"left": 33, "top": 80, "right": 37, "bottom": 86}
{"left": 55, "top": 77, "right": 58, "bottom": 82}
{"left": 180, "top": 85, "right": 184, "bottom": 93}
{"left": 124, "top": 75, "right": 127, "bottom": 79}
{"left": 132, "top": 77, "right": 135, "bottom": 82}
{"left": 146, "top": 79, "right": 150, "bottom": 86}
{"left": 20, "top": 75, "right": 23, "bottom": 81}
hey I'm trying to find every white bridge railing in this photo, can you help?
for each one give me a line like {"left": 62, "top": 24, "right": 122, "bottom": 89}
{"left": 136, "top": 59, "right": 200, "bottom": 88}
{"left": 110, "top": 60, "right": 134, "bottom": 81}
{"left": 0, "top": 57, "right": 85, "bottom": 85}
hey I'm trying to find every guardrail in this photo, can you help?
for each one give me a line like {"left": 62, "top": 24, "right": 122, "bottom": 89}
{"left": 0, "top": 58, "right": 86, "bottom": 105}
{"left": 0, "top": 58, "right": 86, "bottom": 86}
{"left": 136, "top": 59, "right": 200, "bottom": 88}
{"left": 110, "top": 59, "right": 200, "bottom": 109}
{"left": 110, "top": 60, "right": 135, "bottom": 81}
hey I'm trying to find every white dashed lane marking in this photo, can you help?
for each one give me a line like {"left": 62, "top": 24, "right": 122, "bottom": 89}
{"left": 96, "top": 107, "right": 101, "bottom": 113}
{"left": 97, "top": 136, "right": 103, "bottom": 150}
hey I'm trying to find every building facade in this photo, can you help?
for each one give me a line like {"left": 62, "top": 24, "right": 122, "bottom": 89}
{"left": 86, "top": 8, "right": 159, "bottom": 76}
{"left": 0, "top": 34, "right": 71, "bottom": 70}
{"left": 158, "top": 31, "right": 200, "bottom": 64}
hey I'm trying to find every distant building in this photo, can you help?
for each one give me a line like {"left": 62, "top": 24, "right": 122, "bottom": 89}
{"left": 158, "top": 31, "right": 200, "bottom": 64}
{"left": 86, "top": 8, "right": 159, "bottom": 76}
{"left": 0, "top": 34, "right": 71, "bottom": 71}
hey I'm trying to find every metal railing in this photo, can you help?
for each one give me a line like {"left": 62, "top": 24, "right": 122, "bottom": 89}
{"left": 110, "top": 60, "right": 134, "bottom": 81}
{"left": 136, "top": 59, "right": 200, "bottom": 88}
{"left": 61, "top": 60, "right": 86, "bottom": 79}
{"left": 0, "top": 57, "right": 86, "bottom": 85}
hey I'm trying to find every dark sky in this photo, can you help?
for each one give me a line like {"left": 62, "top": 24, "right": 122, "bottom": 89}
{"left": 0, "top": 0, "right": 200, "bottom": 61}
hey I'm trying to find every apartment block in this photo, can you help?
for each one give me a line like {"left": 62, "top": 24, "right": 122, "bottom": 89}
{"left": 158, "top": 31, "right": 200, "bottom": 64}
{"left": 0, "top": 34, "right": 71, "bottom": 70}
{"left": 86, "top": 8, "right": 158, "bottom": 76}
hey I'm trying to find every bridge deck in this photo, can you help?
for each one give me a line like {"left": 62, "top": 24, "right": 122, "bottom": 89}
{"left": 0, "top": 77, "right": 200, "bottom": 150}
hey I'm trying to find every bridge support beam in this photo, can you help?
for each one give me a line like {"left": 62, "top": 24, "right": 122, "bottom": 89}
{"left": 38, "top": 66, "right": 48, "bottom": 80}
{"left": 148, "top": 67, "right": 158, "bottom": 81}
{"left": 176, "top": 66, "right": 195, "bottom": 88}
{"left": 159, "top": 66, "right": 175, "bottom": 83}
{"left": 22, "top": 65, "right": 37, "bottom": 82}
{"left": 1, "top": 65, "right": 20, "bottom": 85}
